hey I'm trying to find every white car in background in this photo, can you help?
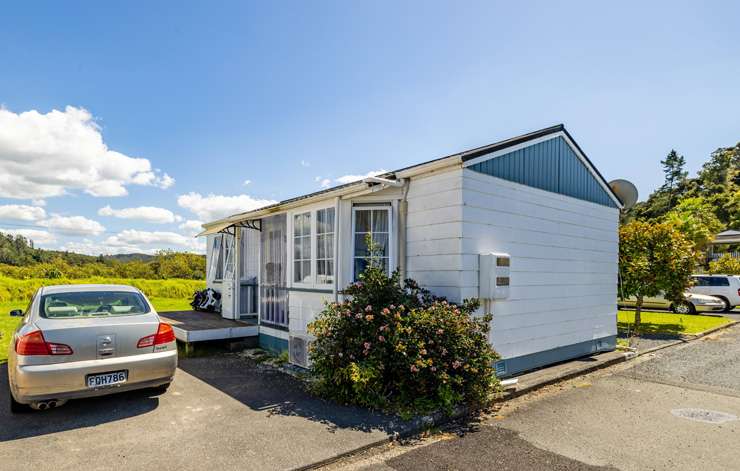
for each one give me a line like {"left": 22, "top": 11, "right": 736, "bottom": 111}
{"left": 688, "top": 275, "right": 740, "bottom": 312}
{"left": 6, "top": 284, "right": 177, "bottom": 413}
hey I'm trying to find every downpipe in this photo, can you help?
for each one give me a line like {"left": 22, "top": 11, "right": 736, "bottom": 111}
{"left": 398, "top": 178, "right": 410, "bottom": 282}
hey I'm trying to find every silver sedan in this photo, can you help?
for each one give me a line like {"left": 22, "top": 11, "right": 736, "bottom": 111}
{"left": 617, "top": 292, "right": 725, "bottom": 314}
{"left": 6, "top": 284, "right": 177, "bottom": 412}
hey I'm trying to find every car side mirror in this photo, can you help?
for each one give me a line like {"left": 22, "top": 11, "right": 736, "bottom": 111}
{"left": 9, "top": 309, "right": 23, "bottom": 317}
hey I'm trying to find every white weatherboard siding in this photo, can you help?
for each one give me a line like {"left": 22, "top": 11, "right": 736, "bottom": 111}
{"left": 288, "top": 290, "right": 333, "bottom": 333}
{"left": 405, "top": 168, "right": 466, "bottom": 303}
{"left": 461, "top": 168, "right": 619, "bottom": 360}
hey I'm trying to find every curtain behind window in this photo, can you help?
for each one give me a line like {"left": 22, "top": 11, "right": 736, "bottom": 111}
{"left": 208, "top": 235, "right": 224, "bottom": 281}
{"left": 260, "top": 214, "right": 288, "bottom": 327}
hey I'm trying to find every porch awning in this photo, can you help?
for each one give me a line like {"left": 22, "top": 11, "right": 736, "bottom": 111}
{"left": 196, "top": 221, "right": 234, "bottom": 237}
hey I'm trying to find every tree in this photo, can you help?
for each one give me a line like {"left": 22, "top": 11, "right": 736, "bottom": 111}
{"left": 619, "top": 221, "right": 696, "bottom": 331}
{"left": 663, "top": 197, "right": 724, "bottom": 251}
{"left": 660, "top": 149, "right": 687, "bottom": 208}
{"left": 708, "top": 254, "right": 740, "bottom": 275}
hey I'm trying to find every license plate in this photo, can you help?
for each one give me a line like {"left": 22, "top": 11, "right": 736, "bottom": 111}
{"left": 86, "top": 371, "right": 127, "bottom": 388}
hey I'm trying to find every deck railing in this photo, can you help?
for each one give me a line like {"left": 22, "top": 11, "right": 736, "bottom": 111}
{"left": 708, "top": 251, "right": 740, "bottom": 261}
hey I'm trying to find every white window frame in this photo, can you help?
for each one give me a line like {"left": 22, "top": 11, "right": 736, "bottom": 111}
{"left": 315, "top": 207, "right": 336, "bottom": 286}
{"left": 292, "top": 211, "right": 313, "bottom": 286}
{"left": 288, "top": 205, "right": 337, "bottom": 289}
{"left": 351, "top": 205, "right": 394, "bottom": 281}
{"left": 210, "top": 234, "right": 225, "bottom": 282}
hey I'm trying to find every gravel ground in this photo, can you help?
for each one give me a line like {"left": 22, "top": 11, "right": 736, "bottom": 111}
{"left": 624, "top": 323, "right": 740, "bottom": 394}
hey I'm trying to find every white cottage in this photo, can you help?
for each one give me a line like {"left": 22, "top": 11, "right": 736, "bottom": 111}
{"left": 199, "top": 125, "right": 622, "bottom": 376}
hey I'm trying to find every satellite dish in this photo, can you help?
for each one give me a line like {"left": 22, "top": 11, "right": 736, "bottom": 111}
{"left": 609, "top": 179, "right": 638, "bottom": 210}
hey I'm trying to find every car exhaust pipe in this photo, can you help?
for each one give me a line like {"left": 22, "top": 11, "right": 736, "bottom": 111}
{"left": 32, "top": 399, "right": 65, "bottom": 410}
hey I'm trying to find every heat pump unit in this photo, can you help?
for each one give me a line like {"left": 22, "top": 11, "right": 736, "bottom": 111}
{"left": 289, "top": 333, "right": 315, "bottom": 369}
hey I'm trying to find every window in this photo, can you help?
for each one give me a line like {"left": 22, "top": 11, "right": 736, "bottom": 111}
{"left": 693, "top": 276, "right": 709, "bottom": 286}
{"left": 40, "top": 291, "right": 150, "bottom": 318}
{"left": 210, "top": 235, "right": 224, "bottom": 281}
{"left": 223, "top": 234, "right": 235, "bottom": 280}
{"left": 293, "top": 212, "right": 312, "bottom": 283}
{"left": 710, "top": 276, "right": 730, "bottom": 287}
{"left": 316, "top": 208, "right": 335, "bottom": 284}
{"left": 353, "top": 206, "right": 391, "bottom": 279}
{"left": 290, "top": 207, "right": 336, "bottom": 287}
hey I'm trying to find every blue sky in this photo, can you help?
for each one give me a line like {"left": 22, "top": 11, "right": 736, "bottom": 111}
{"left": 0, "top": 1, "right": 738, "bottom": 254}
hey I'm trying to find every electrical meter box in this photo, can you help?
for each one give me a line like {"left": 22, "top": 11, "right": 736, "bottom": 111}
{"left": 479, "top": 253, "right": 510, "bottom": 300}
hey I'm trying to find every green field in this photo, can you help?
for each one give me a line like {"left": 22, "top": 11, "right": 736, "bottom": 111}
{"left": 0, "top": 276, "right": 204, "bottom": 304}
{"left": 0, "top": 291, "right": 194, "bottom": 363}
{"left": 618, "top": 309, "right": 732, "bottom": 336}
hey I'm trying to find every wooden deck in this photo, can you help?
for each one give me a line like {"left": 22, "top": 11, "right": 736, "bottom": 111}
{"left": 159, "top": 310, "right": 258, "bottom": 343}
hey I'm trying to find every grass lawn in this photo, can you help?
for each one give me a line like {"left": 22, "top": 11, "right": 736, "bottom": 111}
{"left": 0, "top": 297, "right": 192, "bottom": 363}
{"left": 618, "top": 309, "right": 732, "bottom": 336}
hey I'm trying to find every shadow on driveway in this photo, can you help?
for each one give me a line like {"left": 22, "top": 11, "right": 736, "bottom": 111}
{"left": 0, "top": 362, "right": 160, "bottom": 442}
{"left": 178, "top": 354, "right": 411, "bottom": 435}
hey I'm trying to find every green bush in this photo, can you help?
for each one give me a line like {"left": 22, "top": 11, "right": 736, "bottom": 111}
{"left": 308, "top": 262, "right": 499, "bottom": 416}
{"left": 0, "top": 276, "right": 205, "bottom": 303}
{"left": 708, "top": 254, "right": 740, "bottom": 275}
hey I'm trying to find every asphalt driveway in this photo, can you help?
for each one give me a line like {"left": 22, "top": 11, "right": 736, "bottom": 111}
{"left": 0, "top": 355, "right": 409, "bottom": 471}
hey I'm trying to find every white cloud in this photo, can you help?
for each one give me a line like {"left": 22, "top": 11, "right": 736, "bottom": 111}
{"left": 314, "top": 169, "right": 388, "bottom": 188}
{"left": 0, "top": 106, "right": 174, "bottom": 199}
{"left": 0, "top": 228, "right": 56, "bottom": 246}
{"left": 0, "top": 204, "right": 46, "bottom": 221}
{"left": 177, "top": 192, "right": 276, "bottom": 221}
{"left": 58, "top": 239, "right": 158, "bottom": 256}
{"left": 32, "top": 199, "right": 46, "bottom": 207}
{"left": 243, "top": 179, "right": 252, "bottom": 186}
{"left": 300, "top": 160, "right": 310, "bottom": 167}
{"left": 179, "top": 219, "right": 204, "bottom": 235}
{"left": 105, "top": 229, "right": 204, "bottom": 253}
{"left": 39, "top": 215, "right": 106, "bottom": 236}
{"left": 98, "top": 205, "right": 180, "bottom": 224}
{"left": 335, "top": 169, "right": 388, "bottom": 185}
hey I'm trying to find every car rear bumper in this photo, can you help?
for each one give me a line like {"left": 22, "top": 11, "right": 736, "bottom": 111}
{"left": 11, "top": 349, "right": 177, "bottom": 404}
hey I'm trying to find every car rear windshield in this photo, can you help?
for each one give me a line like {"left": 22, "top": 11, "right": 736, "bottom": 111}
{"left": 40, "top": 291, "right": 151, "bottom": 319}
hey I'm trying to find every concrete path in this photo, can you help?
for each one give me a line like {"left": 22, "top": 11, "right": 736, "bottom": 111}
{"left": 0, "top": 355, "right": 410, "bottom": 471}
{"left": 330, "top": 324, "right": 740, "bottom": 470}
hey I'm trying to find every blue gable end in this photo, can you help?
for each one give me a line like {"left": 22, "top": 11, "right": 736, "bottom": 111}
{"left": 468, "top": 136, "right": 617, "bottom": 208}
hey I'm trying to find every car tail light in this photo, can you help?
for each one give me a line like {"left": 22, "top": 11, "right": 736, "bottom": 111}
{"left": 15, "top": 330, "right": 73, "bottom": 356}
{"left": 137, "top": 323, "right": 175, "bottom": 348}
{"left": 737, "top": 288, "right": 740, "bottom": 297}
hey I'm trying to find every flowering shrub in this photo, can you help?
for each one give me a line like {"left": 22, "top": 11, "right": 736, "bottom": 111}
{"left": 308, "top": 263, "right": 499, "bottom": 416}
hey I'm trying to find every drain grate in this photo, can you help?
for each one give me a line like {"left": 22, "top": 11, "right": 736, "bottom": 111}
{"left": 671, "top": 408, "right": 738, "bottom": 424}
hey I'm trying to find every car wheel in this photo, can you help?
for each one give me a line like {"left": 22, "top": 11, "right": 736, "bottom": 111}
{"left": 716, "top": 297, "right": 732, "bottom": 312}
{"left": 672, "top": 302, "right": 695, "bottom": 314}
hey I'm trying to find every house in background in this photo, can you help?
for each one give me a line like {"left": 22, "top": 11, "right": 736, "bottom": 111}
{"left": 198, "top": 124, "right": 623, "bottom": 377}
{"left": 707, "top": 230, "right": 740, "bottom": 262}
